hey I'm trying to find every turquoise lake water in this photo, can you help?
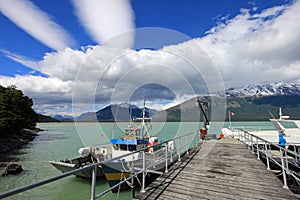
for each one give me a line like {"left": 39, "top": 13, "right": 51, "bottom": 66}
{"left": 0, "top": 121, "right": 275, "bottom": 200}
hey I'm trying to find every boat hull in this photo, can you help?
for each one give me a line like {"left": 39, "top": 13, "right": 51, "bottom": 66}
{"left": 102, "top": 151, "right": 178, "bottom": 192}
{"left": 49, "top": 157, "right": 104, "bottom": 178}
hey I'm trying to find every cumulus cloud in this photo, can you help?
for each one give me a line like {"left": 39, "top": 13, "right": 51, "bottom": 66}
{"left": 0, "top": 75, "right": 73, "bottom": 113}
{"left": 198, "top": 1, "right": 300, "bottom": 88}
{"left": 72, "top": 0, "right": 135, "bottom": 48}
{"left": 1, "top": 1, "right": 300, "bottom": 116}
{"left": 0, "top": 0, "right": 75, "bottom": 50}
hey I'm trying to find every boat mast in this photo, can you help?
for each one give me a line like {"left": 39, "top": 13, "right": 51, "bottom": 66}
{"left": 279, "top": 107, "right": 282, "bottom": 120}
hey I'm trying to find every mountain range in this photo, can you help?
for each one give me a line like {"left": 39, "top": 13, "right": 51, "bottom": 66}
{"left": 156, "top": 82, "right": 300, "bottom": 121}
{"left": 50, "top": 81, "right": 300, "bottom": 122}
{"left": 225, "top": 82, "right": 300, "bottom": 97}
{"left": 75, "top": 103, "right": 156, "bottom": 122}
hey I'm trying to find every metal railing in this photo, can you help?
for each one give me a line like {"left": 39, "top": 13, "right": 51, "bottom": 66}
{"left": 0, "top": 132, "right": 198, "bottom": 200}
{"left": 235, "top": 129, "right": 300, "bottom": 189}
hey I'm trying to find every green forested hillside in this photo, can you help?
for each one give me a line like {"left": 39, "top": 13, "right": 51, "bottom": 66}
{"left": 0, "top": 85, "right": 37, "bottom": 137}
{"left": 153, "top": 95, "right": 300, "bottom": 122}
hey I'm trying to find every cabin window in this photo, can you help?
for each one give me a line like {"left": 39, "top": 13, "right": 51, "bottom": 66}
{"left": 120, "top": 144, "right": 136, "bottom": 151}
{"left": 135, "top": 129, "right": 141, "bottom": 137}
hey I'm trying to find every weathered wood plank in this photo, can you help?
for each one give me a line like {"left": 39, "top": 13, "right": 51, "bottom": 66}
{"left": 135, "top": 138, "right": 297, "bottom": 200}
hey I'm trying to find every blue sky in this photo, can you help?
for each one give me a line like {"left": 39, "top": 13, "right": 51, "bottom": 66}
{"left": 0, "top": 0, "right": 299, "bottom": 116}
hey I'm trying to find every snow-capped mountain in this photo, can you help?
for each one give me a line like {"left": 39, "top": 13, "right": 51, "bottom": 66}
{"left": 226, "top": 82, "right": 300, "bottom": 97}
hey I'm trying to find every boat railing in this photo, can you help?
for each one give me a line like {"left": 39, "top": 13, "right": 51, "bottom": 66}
{"left": 0, "top": 131, "right": 197, "bottom": 200}
{"left": 94, "top": 131, "right": 197, "bottom": 198}
{"left": 235, "top": 128, "right": 300, "bottom": 189}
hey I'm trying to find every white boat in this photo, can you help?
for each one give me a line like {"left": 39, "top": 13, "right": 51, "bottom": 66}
{"left": 101, "top": 101, "right": 176, "bottom": 192}
{"left": 49, "top": 144, "right": 111, "bottom": 178}
{"left": 222, "top": 108, "right": 300, "bottom": 146}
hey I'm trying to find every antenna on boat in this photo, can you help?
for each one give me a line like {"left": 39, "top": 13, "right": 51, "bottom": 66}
{"left": 142, "top": 97, "right": 146, "bottom": 137}
{"left": 129, "top": 101, "right": 132, "bottom": 127}
{"left": 112, "top": 104, "right": 119, "bottom": 139}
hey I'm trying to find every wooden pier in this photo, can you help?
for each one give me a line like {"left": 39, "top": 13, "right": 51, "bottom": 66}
{"left": 135, "top": 138, "right": 297, "bottom": 200}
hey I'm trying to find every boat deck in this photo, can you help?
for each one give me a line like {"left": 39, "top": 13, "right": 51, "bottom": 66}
{"left": 134, "top": 138, "right": 297, "bottom": 200}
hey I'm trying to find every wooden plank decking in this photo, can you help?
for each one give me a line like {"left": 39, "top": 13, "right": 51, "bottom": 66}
{"left": 135, "top": 138, "right": 297, "bottom": 200}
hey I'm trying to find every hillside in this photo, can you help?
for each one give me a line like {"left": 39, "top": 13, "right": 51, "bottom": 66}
{"left": 73, "top": 82, "right": 300, "bottom": 122}
{"left": 0, "top": 85, "right": 40, "bottom": 153}
{"left": 76, "top": 103, "right": 155, "bottom": 122}
{"left": 152, "top": 94, "right": 300, "bottom": 122}
{"left": 37, "top": 114, "right": 59, "bottom": 122}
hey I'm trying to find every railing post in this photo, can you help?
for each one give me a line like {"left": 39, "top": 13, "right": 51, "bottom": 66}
{"left": 170, "top": 140, "right": 173, "bottom": 163}
{"left": 165, "top": 144, "right": 168, "bottom": 173}
{"left": 284, "top": 148, "right": 289, "bottom": 172}
{"left": 177, "top": 139, "right": 181, "bottom": 162}
{"left": 280, "top": 148, "right": 289, "bottom": 189}
{"left": 264, "top": 142, "right": 270, "bottom": 170}
{"left": 247, "top": 133, "right": 251, "bottom": 149}
{"left": 251, "top": 135, "right": 255, "bottom": 154}
{"left": 153, "top": 151, "right": 156, "bottom": 169}
{"left": 186, "top": 135, "right": 189, "bottom": 155}
{"left": 141, "top": 151, "right": 146, "bottom": 193}
{"left": 256, "top": 137, "right": 260, "bottom": 160}
{"left": 293, "top": 145, "right": 298, "bottom": 163}
{"left": 90, "top": 165, "right": 97, "bottom": 200}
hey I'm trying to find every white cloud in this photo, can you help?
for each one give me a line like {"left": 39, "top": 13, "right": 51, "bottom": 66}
{"left": 1, "top": 1, "right": 300, "bottom": 116}
{"left": 0, "top": 75, "right": 72, "bottom": 94}
{"left": 71, "top": 0, "right": 135, "bottom": 48}
{"left": 198, "top": 1, "right": 300, "bottom": 88}
{"left": 0, "top": 49, "right": 41, "bottom": 72}
{"left": 0, "top": 0, "right": 75, "bottom": 50}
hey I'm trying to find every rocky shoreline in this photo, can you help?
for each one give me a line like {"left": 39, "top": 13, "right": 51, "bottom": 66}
{"left": 0, "top": 128, "right": 42, "bottom": 155}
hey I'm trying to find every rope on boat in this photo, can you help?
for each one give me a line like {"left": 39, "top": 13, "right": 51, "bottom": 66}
{"left": 115, "top": 172, "right": 123, "bottom": 200}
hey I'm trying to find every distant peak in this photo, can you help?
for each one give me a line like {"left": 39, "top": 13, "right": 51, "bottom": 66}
{"left": 226, "top": 81, "right": 300, "bottom": 97}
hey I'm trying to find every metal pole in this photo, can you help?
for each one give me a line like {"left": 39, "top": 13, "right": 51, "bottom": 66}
{"left": 284, "top": 148, "right": 289, "bottom": 172}
{"left": 90, "top": 165, "right": 97, "bottom": 200}
{"left": 131, "top": 175, "right": 135, "bottom": 198}
{"left": 186, "top": 135, "right": 189, "bottom": 155}
{"left": 247, "top": 133, "right": 251, "bottom": 150}
{"left": 264, "top": 142, "right": 270, "bottom": 170}
{"left": 165, "top": 145, "right": 168, "bottom": 173}
{"left": 153, "top": 151, "right": 156, "bottom": 169}
{"left": 251, "top": 135, "right": 254, "bottom": 154}
{"left": 170, "top": 140, "right": 173, "bottom": 163}
{"left": 256, "top": 137, "right": 260, "bottom": 160}
{"left": 177, "top": 139, "right": 181, "bottom": 162}
{"left": 141, "top": 151, "right": 146, "bottom": 193}
{"left": 293, "top": 145, "right": 298, "bottom": 163}
{"left": 280, "top": 148, "right": 289, "bottom": 189}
